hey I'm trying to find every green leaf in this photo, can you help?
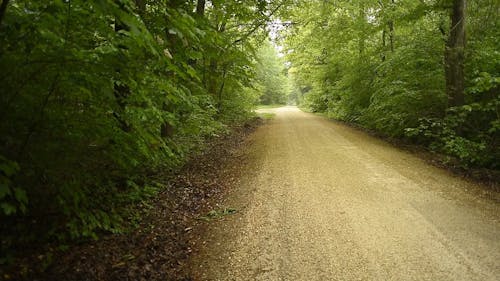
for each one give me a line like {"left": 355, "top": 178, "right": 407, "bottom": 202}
{"left": 0, "top": 160, "right": 19, "bottom": 177}
{"left": 14, "top": 188, "right": 28, "bottom": 205}
{"left": 1, "top": 202, "right": 16, "bottom": 215}
{"left": 0, "top": 181, "right": 11, "bottom": 199}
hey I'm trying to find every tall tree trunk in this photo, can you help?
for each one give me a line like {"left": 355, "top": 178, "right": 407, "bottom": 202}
{"left": 161, "top": 102, "right": 174, "bottom": 139}
{"left": 388, "top": 0, "right": 395, "bottom": 52}
{"left": 444, "top": 0, "right": 466, "bottom": 107}
{"left": 134, "top": 0, "right": 146, "bottom": 15}
{"left": 0, "top": 0, "right": 10, "bottom": 27}
{"left": 207, "top": 19, "right": 227, "bottom": 96}
{"left": 217, "top": 67, "right": 227, "bottom": 113}
{"left": 379, "top": 0, "right": 394, "bottom": 61}
{"left": 358, "top": 4, "right": 365, "bottom": 57}
{"left": 381, "top": 28, "right": 386, "bottom": 61}
{"left": 196, "top": 0, "right": 205, "bottom": 16}
{"left": 113, "top": 16, "right": 131, "bottom": 132}
{"left": 388, "top": 20, "right": 394, "bottom": 52}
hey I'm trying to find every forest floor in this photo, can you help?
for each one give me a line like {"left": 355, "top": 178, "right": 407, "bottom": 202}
{"left": 189, "top": 106, "right": 500, "bottom": 281}
{"left": 21, "top": 118, "right": 262, "bottom": 281}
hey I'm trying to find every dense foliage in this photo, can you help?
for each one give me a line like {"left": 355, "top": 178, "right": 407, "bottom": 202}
{"left": 254, "top": 39, "right": 289, "bottom": 105}
{"left": 282, "top": 0, "right": 499, "bottom": 169}
{"left": 1, "top": 0, "right": 497, "bottom": 269}
{"left": 0, "top": 0, "right": 287, "bottom": 262}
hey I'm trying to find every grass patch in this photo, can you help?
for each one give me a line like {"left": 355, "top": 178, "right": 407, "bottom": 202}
{"left": 258, "top": 112, "right": 276, "bottom": 120}
{"left": 255, "top": 104, "right": 286, "bottom": 110}
{"left": 198, "top": 207, "right": 237, "bottom": 221}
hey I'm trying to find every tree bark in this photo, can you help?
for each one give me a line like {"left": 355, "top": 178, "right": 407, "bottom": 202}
{"left": 444, "top": 0, "right": 466, "bottom": 107}
{"left": 388, "top": 20, "right": 394, "bottom": 52}
{"left": 196, "top": 0, "right": 205, "bottom": 16}
{"left": 217, "top": 67, "right": 227, "bottom": 113}
{"left": 358, "top": 3, "right": 365, "bottom": 57}
{"left": 378, "top": 0, "right": 394, "bottom": 61}
{"left": 381, "top": 28, "right": 386, "bottom": 61}
{"left": 113, "top": 14, "right": 132, "bottom": 132}
{"left": 134, "top": 0, "right": 146, "bottom": 15}
{"left": 160, "top": 106, "right": 174, "bottom": 139}
{"left": 388, "top": 0, "right": 395, "bottom": 52}
{"left": 0, "top": 0, "right": 10, "bottom": 28}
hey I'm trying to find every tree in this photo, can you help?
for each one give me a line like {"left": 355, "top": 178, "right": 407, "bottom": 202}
{"left": 281, "top": 0, "right": 498, "bottom": 168}
{"left": 255, "top": 40, "right": 288, "bottom": 105}
{"left": 0, "top": 0, "right": 289, "bottom": 264}
{"left": 444, "top": 0, "right": 466, "bottom": 107}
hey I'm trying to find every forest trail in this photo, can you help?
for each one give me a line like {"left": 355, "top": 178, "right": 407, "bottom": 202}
{"left": 190, "top": 106, "right": 500, "bottom": 281}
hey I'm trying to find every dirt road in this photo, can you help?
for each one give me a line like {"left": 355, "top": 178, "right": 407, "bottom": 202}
{"left": 190, "top": 106, "right": 499, "bottom": 281}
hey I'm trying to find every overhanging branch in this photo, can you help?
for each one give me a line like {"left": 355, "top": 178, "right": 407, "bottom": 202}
{"left": 232, "top": 0, "right": 289, "bottom": 45}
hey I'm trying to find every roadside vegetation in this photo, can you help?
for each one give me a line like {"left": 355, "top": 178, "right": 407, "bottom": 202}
{"left": 0, "top": 0, "right": 287, "bottom": 271}
{"left": 282, "top": 0, "right": 499, "bottom": 172}
{"left": 256, "top": 104, "right": 287, "bottom": 110}
{"left": 0, "top": 0, "right": 497, "bottom": 278}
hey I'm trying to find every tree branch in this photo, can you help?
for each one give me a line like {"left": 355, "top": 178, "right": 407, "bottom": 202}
{"left": 232, "top": 0, "right": 288, "bottom": 44}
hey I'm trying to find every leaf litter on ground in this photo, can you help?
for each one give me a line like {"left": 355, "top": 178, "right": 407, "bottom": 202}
{"left": 19, "top": 117, "right": 263, "bottom": 281}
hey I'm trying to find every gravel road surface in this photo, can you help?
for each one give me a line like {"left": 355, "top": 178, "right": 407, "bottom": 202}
{"left": 190, "top": 106, "right": 499, "bottom": 281}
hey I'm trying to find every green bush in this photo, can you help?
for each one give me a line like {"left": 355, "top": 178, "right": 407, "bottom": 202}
{"left": 406, "top": 101, "right": 499, "bottom": 168}
{"left": 0, "top": 0, "right": 274, "bottom": 262}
